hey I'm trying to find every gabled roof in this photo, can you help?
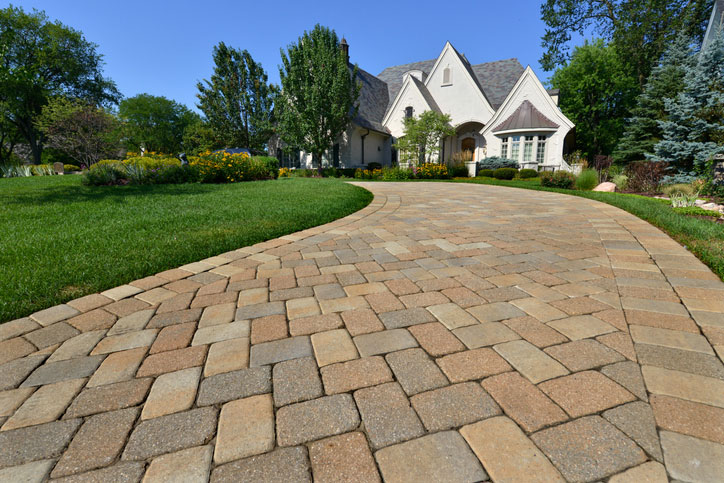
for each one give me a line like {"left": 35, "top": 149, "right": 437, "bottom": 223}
{"left": 492, "top": 100, "right": 559, "bottom": 133}
{"left": 410, "top": 76, "right": 441, "bottom": 113}
{"left": 377, "top": 57, "right": 524, "bottom": 111}
{"left": 353, "top": 67, "right": 390, "bottom": 134}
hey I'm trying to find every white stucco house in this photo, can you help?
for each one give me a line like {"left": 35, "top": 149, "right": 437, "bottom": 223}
{"left": 273, "top": 40, "right": 575, "bottom": 172}
{"left": 704, "top": 0, "right": 724, "bottom": 49}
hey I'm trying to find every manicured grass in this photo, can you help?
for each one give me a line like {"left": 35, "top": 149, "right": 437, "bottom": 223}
{"left": 453, "top": 177, "right": 724, "bottom": 282}
{"left": 0, "top": 176, "right": 372, "bottom": 322}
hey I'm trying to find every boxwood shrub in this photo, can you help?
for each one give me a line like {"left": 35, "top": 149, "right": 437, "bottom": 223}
{"left": 493, "top": 167, "right": 517, "bottom": 180}
{"left": 519, "top": 169, "right": 539, "bottom": 179}
{"left": 477, "top": 169, "right": 495, "bottom": 178}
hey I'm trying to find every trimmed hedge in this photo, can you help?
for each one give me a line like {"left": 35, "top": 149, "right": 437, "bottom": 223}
{"left": 477, "top": 169, "right": 495, "bottom": 178}
{"left": 493, "top": 168, "right": 517, "bottom": 180}
{"left": 519, "top": 169, "right": 539, "bottom": 179}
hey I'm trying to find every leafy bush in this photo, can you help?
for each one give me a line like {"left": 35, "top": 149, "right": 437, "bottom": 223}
{"left": 279, "top": 167, "right": 292, "bottom": 178}
{"left": 0, "top": 165, "right": 32, "bottom": 178}
{"left": 64, "top": 164, "right": 81, "bottom": 172}
{"left": 477, "top": 169, "right": 495, "bottom": 178}
{"left": 254, "top": 156, "right": 279, "bottom": 179}
{"left": 625, "top": 161, "right": 668, "bottom": 192}
{"left": 575, "top": 169, "right": 599, "bottom": 190}
{"left": 612, "top": 174, "right": 629, "bottom": 191}
{"left": 493, "top": 168, "right": 517, "bottom": 180}
{"left": 661, "top": 183, "right": 695, "bottom": 197}
{"left": 479, "top": 157, "right": 518, "bottom": 170}
{"left": 367, "top": 162, "right": 382, "bottom": 170}
{"left": 449, "top": 163, "right": 469, "bottom": 177}
{"left": 416, "top": 163, "right": 449, "bottom": 179}
{"left": 661, "top": 171, "right": 699, "bottom": 185}
{"left": 354, "top": 168, "right": 382, "bottom": 180}
{"left": 382, "top": 167, "right": 411, "bottom": 181}
{"left": 519, "top": 169, "right": 539, "bottom": 179}
{"left": 191, "top": 151, "right": 272, "bottom": 183}
{"left": 31, "top": 164, "right": 55, "bottom": 176}
{"left": 82, "top": 163, "right": 126, "bottom": 186}
{"left": 673, "top": 206, "right": 720, "bottom": 217}
{"left": 540, "top": 170, "right": 576, "bottom": 189}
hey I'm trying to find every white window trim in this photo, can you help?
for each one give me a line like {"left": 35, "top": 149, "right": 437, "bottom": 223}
{"left": 441, "top": 66, "right": 452, "bottom": 86}
{"left": 499, "top": 133, "right": 549, "bottom": 166}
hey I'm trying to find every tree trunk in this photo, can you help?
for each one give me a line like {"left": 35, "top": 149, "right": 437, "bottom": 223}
{"left": 316, "top": 152, "right": 324, "bottom": 177}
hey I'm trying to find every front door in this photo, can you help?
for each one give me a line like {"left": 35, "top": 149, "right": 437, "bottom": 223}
{"left": 461, "top": 138, "right": 476, "bottom": 161}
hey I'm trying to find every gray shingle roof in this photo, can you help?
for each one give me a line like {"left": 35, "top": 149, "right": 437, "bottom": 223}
{"left": 353, "top": 67, "right": 390, "bottom": 133}
{"left": 492, "top": 100, "right": 559, "bottom": 133}
{"left": 410, "top": 76, "right": 441, "bottom": 113}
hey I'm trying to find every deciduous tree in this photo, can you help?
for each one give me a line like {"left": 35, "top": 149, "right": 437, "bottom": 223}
{"left": 0, "top": 6, "right": 120, "bottom": 164}
{"left": 119, "top": 94, "right": 199, "bottom": 154}
{"left": 278, "top": 25, "right": 360, "bottom": 173}
{"left": 197, "top": 43, "right": 276, "bottom": 153}
{"left": 396, "top": 110, "right": 455, "bottom": 166}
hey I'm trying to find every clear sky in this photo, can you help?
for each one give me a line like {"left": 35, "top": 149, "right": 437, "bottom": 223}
{"left": 12, "top": 0, "right": 588, "bottom": 111}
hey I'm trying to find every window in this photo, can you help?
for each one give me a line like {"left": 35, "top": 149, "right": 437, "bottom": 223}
{"left": 442, "top": 67, "right": 452, "bottom": 85}
{"left": 405, "top": 106, "right": 413, "bottom": 118}
{"left": 536, "top": 136, "right": 547, "bottom": 163}
{"left": 501, "top": 137, "right": 509, "bottom": 158}
{"left": 523, "top": 136, "right": 534, "bottom": 162}
{"left": 510, "top": 136, "right": 520, "bottom": 160}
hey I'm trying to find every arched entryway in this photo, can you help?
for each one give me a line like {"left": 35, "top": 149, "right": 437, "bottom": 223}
{"left": 461, "top": 137, "right": 476, "bottom": 160}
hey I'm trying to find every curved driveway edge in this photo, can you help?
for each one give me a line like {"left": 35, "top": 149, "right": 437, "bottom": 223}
{"left": 1, "top": 181, "right": 723, "bottom": 482}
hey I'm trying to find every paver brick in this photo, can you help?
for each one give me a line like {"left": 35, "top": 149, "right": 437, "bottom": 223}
{"left": 637, "top": 343, "right": 724, "bottom": 379}
{"left": 235, "top": 301, "right": 285, "bottom": 320}
{"left": 603, "top": 401, "right": 663, "bottom": 462}
{"left": 191, "top": 320, "right": 249, "bottom": 346}
{"left": 199, "top": 302, "right": 236, "bottom": 327}
{"left": 548, "top": 315, "right": 617, "bottom": 340}
{"left": 0, "top": 418, "right": 82, "bottom": 468}
{"left": 47, "top": 331, "right": 106, "bottom": 362}
{"left": 251, "top": 314, "right": 288, "bottom": 343}
{"left": 642, "top": 365, "right": 724, "bottom": 408}
{"left": 379, "top": 307, "right": 437, "bottom": 329}
{"left": 320, "top": 356, "right": 393, "bottom": 394}
{"left": 353, "top": 328, "right": 418, "bottom": 356}
{"left": 407, "top": 322, "right": 464, "bottom": 356}
{"left": 340, "top": 309, "right": 384, "bottom": 335}
{"left": 0, "top": 387, "right": 34, "bottom": 418}
{"left": 136, "top": 345, "right": 207, "bottom": 377}
{"left": 108, "top": 309, "right": 154, "bottom": 335}
{"left": 30, "top": 304, "right": 80, "bottom": 326}
{"left": 211, "top": 446, "right": 310, "bottom": 483}
{"left": 608, "top": 461, "right": 668, "bottom": 483}
{"left": 410, "top": 382, "right": 500, "bottom": 431}
{"left": 215, "top": 394, "right": 274, "bottom": 463}
{"left": 385, "top": 348, "right": 448, "bottom": 395}
{"left": 289, "top": 313, "right": 342, "bottom": 336}
{"left": 436, "top": 347, "right": 511, "bottom": 383}
{"left": 66, "top": 309, "right": 117, "bottom": 332}
{"left": 147, "top": 308, "right": 201, "bottom": 329}
{"left": 659, "top": 430, "right": 724, "bottom": 482}
{"left": 149, "top": 322, "right": 195, "bottom": 354}
{"left": 66, "top": 293, "right": 113, "bottom": 313}
{"left": 468, "top": 302, "right": 525, "bottom": 323}
{"left": 276, "top": 394, "right": 360, "bottom": 446}
{"left": 531, "top": 416, "right": 647, "bottom": 482}
{"left": 374, "top": 431, "right": 487, "bottom": 483}
{"left": 494, "top": 339, "right": 569, "bottom": 383}
{"left": 353, "top": 382, "right": 424, "bottom": 449}
{"left": 502, "top": 316, "right": 569, "bottom": 348}
{"left": 544, "top": 339, "right": 625, "bottom": 371}
{"left": 651, "top": 394, "right": 724, "bottom": 445}
{"left": 196, "top": 366, "right": 271, "bottom": 406}
{"left": 22, "top": 355, "right": 104, "bottom": 387}
{"left": 0, "top": 356, "right": 46, "bottom": 391}
{"left": 104, "top": 298, "right": 151, "bottom": 318}
{"left": 630, "top": 324, "right": 714, "bottom": 355}
{"left": 0, "top": 460, "right": 54, "bottom": 482}
{"left": 24, "top": 323, "right": 79, "bottom": 350}
{"left": 51, "top": 407, "right": 138, "bottom": 478}
{"left": 204, "top": 337, "right": 249, "bottom": 377}
{"left": 539, "top": 371, "right": 636, "bottom": 418}
{"left": 123, "top": 407, "right": 217, "bottom": 460}
{"left": 91, "top": 329, "right": 157, "bottom": 355}
{"left": 286, "top": 297, "right": 321, "bottom": 319}
{"left": 250, "top": 335, "right": 313, "bottom": 366}
{"left": 272, "top": 357, "right": 322, "bottom": 406}
{"left": 601, "top": 361, "right": 649, "bottom": 401}
{"left": 65, "top": 378, "right": 151, "bottom": 418}
{"left": 87, "top": 347, "right": 146, "bottom": 387}
{"left": 311, "top": 329, "right": 358, "bottom": 367}
{"left": 142, "top": 367, "right": 201, "bottom": 420}
{"left": 482, "top": 372, "right": 568, "bottom": 432}
{"left": 143, "top": 445, "right": 212, "bottom": 483}
{"left": 309, "top": 432, "right": 380, "bottom": 483}
{"left": 2, "top": 378, "right": 85, "bottom": 431}
{"left": 453, "top": 322, "right": 520, "bottom": 348}
{"left": 461, "top": 416, "right": 564, "bottom": 482}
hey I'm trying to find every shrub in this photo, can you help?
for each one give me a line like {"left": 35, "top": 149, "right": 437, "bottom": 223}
{"left": 661, "top": 171, "right": 699, "bottom": 185}
{"left": 479, "top": 157, "right": 518, "bottom": 170}
{"left": 540, "top": 170, "right": 576, "bottom": 189}
{"left": 382, "top": 167, "right": 411, "bottom": 181}
{"left": 661, "top": 183, "right": 695, "bottom": 197}
{"left": 336, "top": 168, "right": 357, "bottom": 178}
{"left": 477, "top": 169, "right": 495, "bottom": 178}
{"left": 625, "top": 161, "right": 668, "bottom": 192}
{"left": 449, "top": 163, "right": 469, "bottom": 177}
{"left": 612, "top": 174, "right": 629, "bottom": 191}
{"left": 416, "top": 163, "right": 449, "bottom": 179}
{"left": 519, "top": 169, "right": 539, "bottom": 179}
{"left": 279, "top": 168, "right": 292, "bottom": 178}
{"left": 191, "top": 151, "right": 271, "bottom": 183}
{"left": 575, "top": 169, "right": 599, "bottom": 190}
{"left": 0, "top": 165, "right": 32, "bottom": 177}
{"left": 31, "top": 164, "right": 55, "bottom": 176}
{"left": 82, "top": 163, "right": 126, "bottom": 186}
{"left": 253, "top": 156, "right": 279, "bottom": 179}
{"left": 367, "top": 162, "right": 382, "bottom": 170}
{"left": 354, "top": 168, "right": 383, "bottom": 180}
{"left": 64, "top": 164, "right": 81, "bottom": 172}
{"left": 493, "top": 168, "right": 517, "bottom": 180}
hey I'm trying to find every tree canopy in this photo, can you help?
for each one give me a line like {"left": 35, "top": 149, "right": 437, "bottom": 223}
{"left": 196, "top": 43, "right": 276, "bottom": 153}
{"left": 540, "top": 0, "right": 711, "bottom": 87}
{"left": 278, "top": 25, "right": 360, "bottom": 172}
{"left": 396, "top": 110, "right": 455, "bottom": 166}
{"left": 0, "top": 5, "right": 120, "bottom": 163}
{"left": 119, "top": 94, "right": 199, "bottom": 154}
{"left": 550, "top": 39, "right": 639, "bottom": 159}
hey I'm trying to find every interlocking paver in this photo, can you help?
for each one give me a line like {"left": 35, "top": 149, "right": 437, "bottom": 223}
{"left": 142, "top": 366, "right": 201, "bottom": 420}
{"left": 215, "top": 394, "right": 274, "bottom": 463}
{"left": 10, "top": 182, "right": 724, "bottom": 479}
{"left": 2, "top": 378, "right": 85, "bottom": 430}
{"left": 0, "top": 460, "right": 54, "bottom": 482}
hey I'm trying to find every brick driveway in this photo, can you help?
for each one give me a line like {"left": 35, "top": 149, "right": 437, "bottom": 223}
{"left": 1, "top": 181, "right": 724, "bottom": 482}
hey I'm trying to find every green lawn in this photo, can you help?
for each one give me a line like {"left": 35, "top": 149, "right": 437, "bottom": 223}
{"left": 0, "top": 176, "right": 372, "bottom": 322}
{"left": 453, "top": 177, "right": 724, "bottom": 282}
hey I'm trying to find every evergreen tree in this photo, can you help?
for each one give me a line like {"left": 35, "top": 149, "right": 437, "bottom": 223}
{"left": 614, "top": 34, "right": 695, "bottom": 163}
{"left": 196, "top": 43, "right": 276, "bottom": 153}
{"left": 654, "top": 32, "right": 724, "bottom": 171}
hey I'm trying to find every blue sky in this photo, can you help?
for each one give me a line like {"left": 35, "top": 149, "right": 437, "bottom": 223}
{"left": 13, "top": 0, "right": 589, "bottom": 111}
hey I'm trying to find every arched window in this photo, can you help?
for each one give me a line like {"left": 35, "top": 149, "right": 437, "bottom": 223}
{"left": 405, "top": 106, "right": 413, "bottom": 118}
{"left": 442, "top": 67, "right": 452, "bottom": 85}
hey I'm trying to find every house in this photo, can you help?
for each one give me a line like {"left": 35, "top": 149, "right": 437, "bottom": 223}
{"left": 704, "top": 0, "right": 724, "bottom": 49}
{"left": 273, "top": 40, "right": 575, "bottom": 172}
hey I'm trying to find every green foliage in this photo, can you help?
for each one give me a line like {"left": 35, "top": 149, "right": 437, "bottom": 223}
{"left": 30, "top": 164, "right": 55, "bottom": 176}
{"left": 197, "top": 43, "right": 276, "bottom": 153}
{"left": 612, "top": 174, "right": 629, "bottom": 190}
{"left": 119, "top": 94, "right": 200, "bottom": 154}
{"left": 654, "top": 32, "right": 724, "bottom": 171}
{"left": 278, "top": 25, "right": 359, "bottom": 171}
{"left": 63, "top": 164, "right": 80, "bottom": 172}
{"left": 575, "top": 169, "right": 599, "bottom": 190}
{"left": 493, "top": 168, "right": 517, "bottom": 180}
{"left": 614, "top": 34, "right": 696, "bottom": 163}
{"left": 539, "top": 0, "right": 711, "bottom": 89}
{"left": 367, "top": 162, "right": 382, "bottom": 170}
{"left": 519, "top": 169, "right": 539, "bottom": 179}
{"left": 449, "top": 163, "right": 469, "bottom": 178}
{"left": 181, "top": 119, "right": 224, "bottom": 155}
{"left": 479, "top": 157, "right": 518, "bottom": 169}
{"left": 382, "top": 167, "right": 411, "bottom": 181}
{"left": 661, "top": 183, "right": 696, "bottom": 197}
{"left": 35, "top": 97, "right": 121, "bottom": 168}
{"left": 477, "top": 169, "right": 495, "bottom": 178}
{"left": 253, "top": 156, "right": 280, "bottom": 179}
{"left": 672, "top": 206, "right": 721, "bottom": 217}
{"left": 396, "top": 111, "right": 455, "bottom": 166}
{"left": 540, "top": 170, "right": 576, "bottom": 189}
{"left": 0, "top": 5, "right": 120, "bottom": 164}
{"left": 550, "top": 40, "right": 639, "bottom": 159}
